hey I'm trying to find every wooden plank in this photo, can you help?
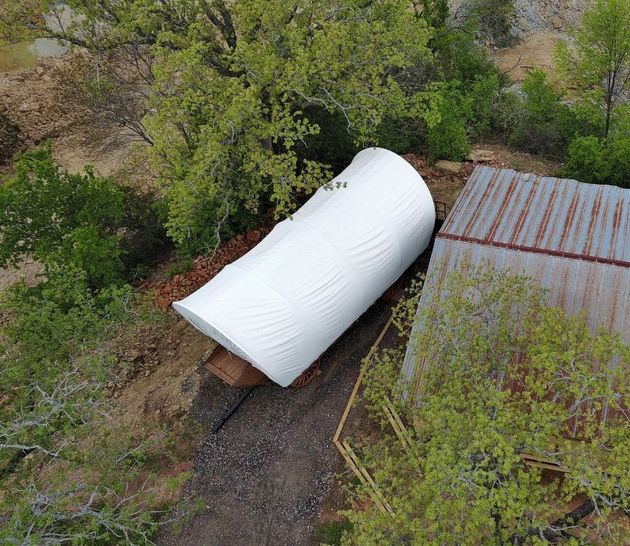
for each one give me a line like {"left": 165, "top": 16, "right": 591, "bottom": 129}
{"left": 333, "top": 313, "right": 395, "bottom": 443}
{"left": 521, "top": 454, "right": 567, "bottom": 473}
{"left": 331, "top": 312, "right": 397, "bottom": 515}
{"left": 335, "top": 440, "right": 388, "bottom": 514}
{"left": 342, "top": 440, "right": 394, "bottom": 514}
{"left": 383, "top": 397, "right": 412, "bottom": 450}
{"left": 204, "top": 345, "right": 267, "bottom": 387}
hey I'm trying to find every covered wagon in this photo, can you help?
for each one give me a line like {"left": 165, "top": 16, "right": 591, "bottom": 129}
{"left": 173, "top": 147, "right": 436, "bottom": 387}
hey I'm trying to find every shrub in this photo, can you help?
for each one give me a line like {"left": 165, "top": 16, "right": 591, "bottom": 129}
{"left": 561, "top": 136, "right": 608, "bottom": 183}
{"left": 427, "top": 95, "right": 470, "bottom": 162}
{"left": 466, "top": 73, "right": 503, "bottom": 139}
{"left": 607, "top": 136, "right": 630, "bottom": 188}
{"left": 0, "top": 110, "right": 19, "bottom": 164}
{"left": 510, "top": 70, "right": 571, "bottom": 155}
{"left": 315, "top": 520, "right": 353, "bottom": 546}
{"left": 166, "top": 257, "right": 194, "bottom": 279}
{"left": 54, "top": 226, "right": 125, "bottom": 289}
{"left": 510, "top": 69, "right": 592, "bottom": 156}
{"left": 562, "top": 135, "right": 630, "bottom": 188}
{"left": 0, "top": 144, "right": 165, "bottom": 286}
{"left": 490, "top": 89, "right": 523, "bottom": 137}
{"left": 375, "top": 116, "right": 424, "bottom": 156}
{"left": 2, "top": 269, "right": 132, "bottom": 370}
{"left": 469, "top": 0, "right": 515, "bottom": 47}
{"left": 432, "top": 24, "right": 501, "bottom": 85}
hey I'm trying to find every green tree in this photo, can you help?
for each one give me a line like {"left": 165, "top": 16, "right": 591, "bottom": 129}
{"left": 0, "top": 144, "right": 164, "bottom": 287}
{"left": 342, "top": 265, "right": 629, "bottom": 545}
{"left": 426, "top": 91, "right": 471, "bottom": 162}
{"left": 562, "top": 134, "right": 630, "bottom": 188}
{"left": 3, "top": 1, "right": 439, "bottom": 255}
{"left": 509, "top": 69, "right": 575, "bottom": 155}
{"left": 556, "top": 0, "right": 630, "bottom": 137}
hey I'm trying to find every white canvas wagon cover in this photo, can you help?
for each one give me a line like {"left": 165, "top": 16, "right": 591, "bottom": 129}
{"left": 173, "top": 147, "right": 435, "bottom": 386}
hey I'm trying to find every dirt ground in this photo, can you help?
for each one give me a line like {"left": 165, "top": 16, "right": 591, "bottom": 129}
{"left": 0, "top": 53, "right": 145, "bottom": 179}
{"left": 491, "top": 30, "right": 568, "bottom": 83}
{"left": 156, "top": 299, "right": 393, "bottom": 546}
{"left": 156, "top": 249, "right": 432, "bottom": 546}
{"left": 108, "top": 318, "right": 216, "bottom": 431}
{"left": 0, "top": 258, "right": 43, "bottom": 292}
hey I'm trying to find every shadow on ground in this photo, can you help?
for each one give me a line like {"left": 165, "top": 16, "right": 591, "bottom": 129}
{"left": 156, "top": 297, "right": 392, "bottom": 546}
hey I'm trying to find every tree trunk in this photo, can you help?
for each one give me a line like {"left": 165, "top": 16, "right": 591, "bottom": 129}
{"left": 512, "top": 499, "right": 596, "bottom": 544}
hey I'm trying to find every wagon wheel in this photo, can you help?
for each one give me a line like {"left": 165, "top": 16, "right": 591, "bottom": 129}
{"left": 291, "top": 360, "right": 321, "bottom": 388}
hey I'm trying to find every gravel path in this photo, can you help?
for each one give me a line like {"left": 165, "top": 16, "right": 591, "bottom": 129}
{"left": 157, "top": 298, "right": 393, "bottom": 546}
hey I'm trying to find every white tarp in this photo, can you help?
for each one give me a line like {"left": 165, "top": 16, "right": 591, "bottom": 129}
{"left": 173, "top": 147, "right": 436, "bottom": 386}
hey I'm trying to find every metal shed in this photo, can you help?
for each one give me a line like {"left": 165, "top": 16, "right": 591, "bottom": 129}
{"left": 401, "top": 166, "right": 630, "bottom": 401}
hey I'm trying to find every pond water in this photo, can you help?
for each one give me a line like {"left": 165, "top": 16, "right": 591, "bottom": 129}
{"left": 0, "top": 5, "right": 75, "bottom": 72}
{"left": 0, "top": 39, "right": 68, "bottom": 72}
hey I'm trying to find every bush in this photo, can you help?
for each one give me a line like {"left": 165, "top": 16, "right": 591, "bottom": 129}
{"left": 0, "top": 111, "right": 19, "bottom": 164}
{"left": 315, "top": 520, "right": 353, "bottom": 546}
{"left": 0, "top": 144, "right": 165, "bottom": 287}
{"left": 607, "top": 136, "right": 630, "bottom": 188}
{"left": 432, "top": 24, "right": 501, "bottom": 85}
{"left": 509, "top": 70, "right": 572, "bottom": 155}
{"left": 561, "top": 136, "right": 609, "bottom": 184}
{"left": 427, "top": 95, "right": 470, "bottom": 162}
{"left": 375, "top": 116, "right": 424, "bottom": 156}
{"left": 562, "top": 135, "right": 630, "bottom": 187}
{"left": 466, "top": 73, "right": 503, "bottom": 139}
{"left": 469, "top": 0, "right": 515, "bottom": 47}
{"left": 2, "top": 268, "right": 132, "bottom": 370}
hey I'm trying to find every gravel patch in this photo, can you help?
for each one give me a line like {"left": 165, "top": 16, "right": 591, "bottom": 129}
{"left": 156, "top": 245, "right": 432, "bottom": 546}
{"left": 157, "top": 298, "right": 393, "bottom": 546}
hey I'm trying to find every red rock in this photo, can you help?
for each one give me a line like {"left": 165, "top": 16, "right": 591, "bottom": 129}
{"left": 246, "top": 229, "right": 261, "bottom": 243}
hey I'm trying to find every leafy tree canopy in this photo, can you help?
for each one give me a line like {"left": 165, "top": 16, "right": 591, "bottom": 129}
{"left": 343, "top": 265, "right": 630, "bottom": 545}
{"left": 555, "top": 0, "right": 630, "bottom": 137}
{"left": 3, "top": 1, "right": 440, "bottom": 255}
{"left": 0, "top": 144, "right": 164, "bottom": 288}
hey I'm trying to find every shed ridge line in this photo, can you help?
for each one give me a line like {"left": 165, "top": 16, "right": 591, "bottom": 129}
{"left": 436, "top": 232, "right": 630, "bottom": 268}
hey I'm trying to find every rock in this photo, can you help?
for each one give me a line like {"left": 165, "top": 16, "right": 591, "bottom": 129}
{"left": 468, "top": 149, "right": 496, "bottom": 162}
{"left": 246, "top": 229, "right": 261, "bottom": 243}
{"left": 436, "top": 160, "right": 463, "bottom": 173}
{"left": 128, "top": 349, "right": 143, "bottom": 363}
{"left": 19, "top": 101, "right": 39, "bottom": 112}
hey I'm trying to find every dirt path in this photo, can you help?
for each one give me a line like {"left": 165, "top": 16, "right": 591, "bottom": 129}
{"left": 156, "top": 244, "right": 432, "bottom": 546}
{"left": 156, "top": 297, "right": 393, "bottom": 546}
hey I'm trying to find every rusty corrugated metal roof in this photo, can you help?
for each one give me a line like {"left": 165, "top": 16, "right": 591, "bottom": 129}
{"left": 441, "top": 167, "right": 630, "bottom": 265}
{"left": 402, "top": 166, "right": 630, "bottom": 406}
